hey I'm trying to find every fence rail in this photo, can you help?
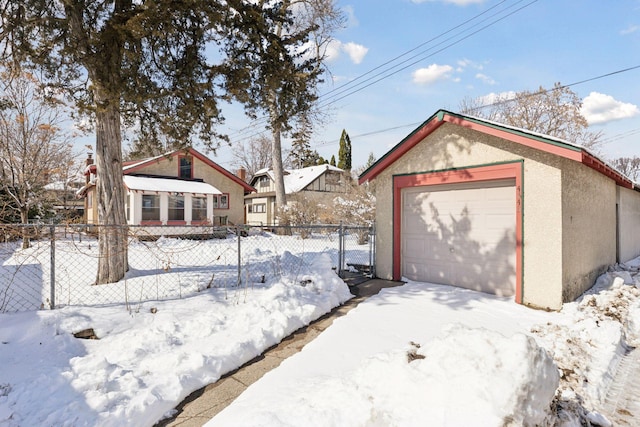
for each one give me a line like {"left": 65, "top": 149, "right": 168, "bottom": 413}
{"left": 0, "top": 223, "right": 375, "bottom": 313}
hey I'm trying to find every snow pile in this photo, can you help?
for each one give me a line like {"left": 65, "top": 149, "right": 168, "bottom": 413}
{"left": 531, "top": 266, "right": 640, "bottom": 424}
{"left": 209, "top": 325, "right": 558, "bottom": 427}
{"left": 0, "top": 252, "right": 352, "bottom": 427}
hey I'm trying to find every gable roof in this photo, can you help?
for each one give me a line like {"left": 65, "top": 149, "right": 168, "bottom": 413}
{"left": 358, "top": 109, "right": 633, "bottom": 189}
{"left": 252, "top": 164, "right": 345, "bottom": 194}
{"left": 123, "top": 147, "right": 255, "bottom": 192}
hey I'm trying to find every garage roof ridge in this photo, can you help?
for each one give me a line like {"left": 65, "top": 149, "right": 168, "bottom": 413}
{"left": 358, "top": 108, "right": 633, "bottom": 189}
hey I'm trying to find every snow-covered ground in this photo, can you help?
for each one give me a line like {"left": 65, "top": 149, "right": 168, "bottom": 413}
{"left": 1, "top": 232, "right": 639, "bottom": 426}
{"left": 208, "top": 269, "right": 640, "bottom": 427}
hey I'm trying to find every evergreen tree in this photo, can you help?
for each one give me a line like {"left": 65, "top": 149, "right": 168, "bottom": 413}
{"left": 338, "top": 129, "right": 352, "bottom": 171}
{"left": 225, "top": 0, "right": 344, "bottom": 219}
{"left": 288, "top": 139, "right": 321, "bottom": 168}
{"left": 0, "top": 1, "right": 254, "bottom": 283}
{"left": 330, "top": 155, "right": 336, "bottom": 166}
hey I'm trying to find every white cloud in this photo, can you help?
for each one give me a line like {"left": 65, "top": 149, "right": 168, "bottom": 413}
{"left": 475, "top": 73, "right": 496, "bottom": 85}
{"left": 477, "top": 91, "right": 517, "bottom": 106}
{"left": 342, "top": 5, "right": 359, "bottom": 27}
{"left": 411, "top": 0, "right": 486, "bottom": 5}
{"left": 323, "top": 39, "right": 342, "bottom": 62}
{"left": 412, "top": 64, "right": 454, "bottom": 85}
{"left": 620, "top": 25, "right": 639, "bottom": 35}
{"left": 321, "top": 40, "right": 368, "bottom": 65}
{"left": 342, "top": 42, "right": 368, "bottom": 64}
{"left": 581, "top": 92, "right": 640, "bottom": 125}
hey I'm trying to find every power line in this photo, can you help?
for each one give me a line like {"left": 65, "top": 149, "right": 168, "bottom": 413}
{"left": 226, "top": 0, "right": 537, "bottom": 143}
{"left": 319, "top": 0, "right": 538, "bottom": 108}
{"left": 313, "top": 64, "right": 640, "bottom": 147}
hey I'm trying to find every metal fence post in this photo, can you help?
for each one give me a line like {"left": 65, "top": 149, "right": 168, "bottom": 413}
{"left": 237, "top": 225, "right": 242, "bottom": 286}
{"left": 338, "top": 221, "right": 343, "bottom": 277}
{"left": 49, "top": 225, "right": 56, "bottom": 309}
{"left": 370, "top": 222, "right": 376, "bottom": 278}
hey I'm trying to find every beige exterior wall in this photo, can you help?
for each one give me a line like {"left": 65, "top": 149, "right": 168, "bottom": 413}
{"left": 133, "top": 155, "right": 247, "bottom": 225}
{"left": 617, "top": 186, "right": 640, "bottom": 263}
{"left": 371, "top": 123, "right": 604, "bottom": 310}
{"left": 560, "top": 161, "right": 616, "bottom": 303}
{"left": 245, "top": 196, "right": 270, "bottom": 226}
{"left": 85, "top": 187, "right": 98, "bottom": 224}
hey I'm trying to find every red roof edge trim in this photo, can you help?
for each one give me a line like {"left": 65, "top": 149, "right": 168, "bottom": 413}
{"left": 441, "top": 115, "right": 584, "bottom": 162}
{"left": 187, "top": 148, "right": 256, "bottom": 193}
{"left": 118, "top": 148, "right": 255, "bottom": 193}
{"left": 358, "top": 114, "right": 445, "bottom": 184}
{"left": 582, "top": 152, "right": 633, "bottom": 189}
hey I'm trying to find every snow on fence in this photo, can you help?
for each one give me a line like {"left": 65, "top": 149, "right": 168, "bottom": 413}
{"left": 0, "top": 223, "right": 375, "bottom": 313}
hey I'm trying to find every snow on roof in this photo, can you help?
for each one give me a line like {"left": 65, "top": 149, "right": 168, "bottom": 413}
{"left": 254, "top": 164, "right": 344, "bottom": 194}
{"left": 123, "top": 175, "right": 221, "bottom": 195}
{"left": 285, "top": 164, "right": 343, "bottom": 193}
{"left": 122, "top": 154, "right": 166, "bottom": 171}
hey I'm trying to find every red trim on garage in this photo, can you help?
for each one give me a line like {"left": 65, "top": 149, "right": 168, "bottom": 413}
{"left": 393, "top": 162, "right": 524, "bottom": 304}
{"left": 441, "top": 115, "right": 583, "bottom": 162}
{"left": 360, "top": 110, "right": 631, "bottom": 189}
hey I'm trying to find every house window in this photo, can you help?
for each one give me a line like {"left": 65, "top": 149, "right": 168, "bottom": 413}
{"left": 192, "top": 196, "right": 207, "bottom": 221}
{"left": 142, "top": 194, "right": 160, "bottom": 221}
{"left": 213, "top": 194, "right": 229, "bottom": 209}
{"left": 252, "top": 203, "right": 266, "bottom": 213}
{"left": 179, "top": 156, "right": 193, "bottom": 179}
{"left": 168, "top": 194, "right": 184, "bottom": 221}
{"left": 259, "top": 176, "right": 270, "bottom": 188}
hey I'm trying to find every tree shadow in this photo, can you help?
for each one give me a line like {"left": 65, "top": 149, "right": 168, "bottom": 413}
{"left": 400, "top": 186, "right": 516, "bottom": 309}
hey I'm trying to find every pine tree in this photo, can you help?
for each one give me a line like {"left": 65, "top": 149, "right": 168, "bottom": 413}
{"left": 330, "top": 155, "right": 336, "bottom": 166}
{"left": 338, "top": 129, "right": 352, "bottom": 171}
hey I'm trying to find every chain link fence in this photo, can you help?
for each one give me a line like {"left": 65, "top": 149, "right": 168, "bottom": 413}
{"left": 0, "top": 223, "right": 375, "bottom": 313}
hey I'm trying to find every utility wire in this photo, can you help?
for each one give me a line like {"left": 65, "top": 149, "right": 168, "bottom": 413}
{"left": 313, "top": 65, "right": 640, "bottom": 147}
{"left": 225, "top": 0, "right": 534, "bottom": 143}
{"left": 319, "top": 0, "right": 537, "bottom": 107}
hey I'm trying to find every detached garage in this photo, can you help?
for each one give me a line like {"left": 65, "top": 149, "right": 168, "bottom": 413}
{"left": 359, "top": 109, "right": 640, "bottom": 310}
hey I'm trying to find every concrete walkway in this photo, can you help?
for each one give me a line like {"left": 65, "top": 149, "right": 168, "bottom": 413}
{"left": 156, "top": 279, "right": 403, "bottom": 427}
{"left": 600, "top": 346, "right": 640, "bottom": 425}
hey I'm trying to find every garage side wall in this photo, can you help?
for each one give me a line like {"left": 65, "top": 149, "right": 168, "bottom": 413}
{"left": 560, "top": 161, "right": 616, "bottom": 302}
{"left": 617, "top": 186, "right": 640, "bottom": 263}
{"left": 372, "top": 124, "right": 565, "bottom": 309}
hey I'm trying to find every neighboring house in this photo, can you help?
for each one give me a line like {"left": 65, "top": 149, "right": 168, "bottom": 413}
{"left": 44, "top": 174, "right": 86, "bottom": 221}
{"left": 79, "top": 148, "right": 254, "bottom": 230}
{"left": 359, "top": 109, "right": 640, "bottom": 311}
{"left": 245, "top": 164, "right": 348, "bottom": 226}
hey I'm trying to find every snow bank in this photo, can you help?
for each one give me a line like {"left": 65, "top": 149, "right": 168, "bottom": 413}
{"left": 0, "top": 252, "right": 352, "bottom": 427}
{"left": 209, "top": 325, "right": 559, "bottom": 427}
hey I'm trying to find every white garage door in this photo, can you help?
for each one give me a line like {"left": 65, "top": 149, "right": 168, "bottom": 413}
{"left": 401, "top": 179, "right": 516, "bottom": 296}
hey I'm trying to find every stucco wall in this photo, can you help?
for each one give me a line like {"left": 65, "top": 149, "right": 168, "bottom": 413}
{"left": 372, "top": 123, "right": 571, "bottom": 310}
{"left": 560, "top": 161, "right": 617, "bottom": 303}
{"left": 134, "top": 155, "right": 247, "bottom": 225}
{"left": 617, "top": 186, "right": 640, "bottom": 262}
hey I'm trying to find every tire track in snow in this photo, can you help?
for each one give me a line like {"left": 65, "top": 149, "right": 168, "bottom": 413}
{"left": 601, "top": 347, "right": 640, "bottom": 425}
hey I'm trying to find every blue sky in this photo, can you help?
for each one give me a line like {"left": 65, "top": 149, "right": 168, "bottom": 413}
{"left": 214, "top": 0, "right": 640, "bottom": 171}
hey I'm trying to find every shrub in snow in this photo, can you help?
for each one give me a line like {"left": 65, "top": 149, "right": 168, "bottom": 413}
{"left": 277, "top": 195, "right": 321, "bottom": 238}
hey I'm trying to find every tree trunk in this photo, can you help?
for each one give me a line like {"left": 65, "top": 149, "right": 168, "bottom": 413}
{"left": 94, "top": 102, "right": 128, "bottom": 285}
{"left": 268, "top": 86, "right": 288, "bottom": 229}
{"left": 19, "top": 208, "right": 30, "bottom": 249}
{"left": 271, "top": 123, "right": 288, "bottom": 227}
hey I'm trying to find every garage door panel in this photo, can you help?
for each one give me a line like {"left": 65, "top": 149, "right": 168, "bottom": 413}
{"left": 401, "top": 180, "right": 516, "bottom": 297}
